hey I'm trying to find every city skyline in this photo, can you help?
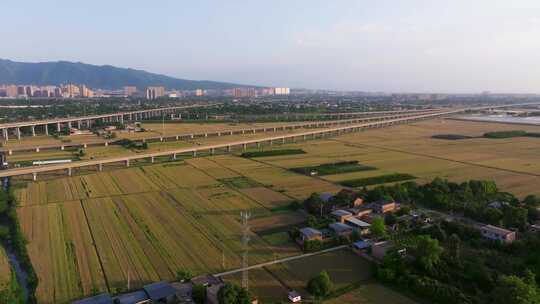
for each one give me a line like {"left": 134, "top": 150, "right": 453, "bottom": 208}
{"left": 2, "top": 1, "right": 540, "bottom": 93}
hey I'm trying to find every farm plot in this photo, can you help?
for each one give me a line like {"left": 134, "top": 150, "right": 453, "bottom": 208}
{"left": 324, "top": 282, "right": 418, "bottom": 304}
{"left": 221, "top": 267, "right": 290, "bottom": 303}
{"left": 17, "top": 202, "right": 106, "bottom": 304}
{"left": 265, "top": 248, "right": 372, "bottom": 297}
{"left": 212, "top": 155, "right": 341, "bottom": 200}
{"left": 0, "top": 246, "right": 11, "bottom": 288}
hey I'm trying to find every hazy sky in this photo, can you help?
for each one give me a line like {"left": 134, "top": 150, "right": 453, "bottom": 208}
{"left": 2, "top": 0, "right": 540, "bottom": 93}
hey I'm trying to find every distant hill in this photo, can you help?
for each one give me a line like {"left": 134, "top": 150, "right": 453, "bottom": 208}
{"left": 0, "top": 59, "right": 253, "bottom": 90}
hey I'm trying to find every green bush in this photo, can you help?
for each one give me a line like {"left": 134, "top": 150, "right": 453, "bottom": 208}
{"left": 241, "top": 149, "right": 306, "bottom": 158}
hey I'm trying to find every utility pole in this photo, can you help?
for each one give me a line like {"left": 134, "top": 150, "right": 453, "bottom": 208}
{"left": 240, "top": 211, "right": 251, "bottom": 291}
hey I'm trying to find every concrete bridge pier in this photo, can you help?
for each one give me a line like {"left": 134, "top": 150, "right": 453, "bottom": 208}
{"left": 98, "top": 163, "right": 103, "bottom": 172}
{"left": 151, "top": 156, "right": 155, "bottom": 163}
{"left": 210, "top": 148, "right": 215, "bottom": 155}
{"left": 172, "top": 153, "right": 177, "bottom": 160}
{"left": 125, "top": 160, "right": 130, "bottom": 167}
{"left": 57, "top": 122, "right": 61, "bottom": 132}
{"left": 227, "top": 145, "right": 231, "bottom": 152}
{"left": 77, "top": 121, "right": 81, "bottom": 129}
{"left": 31, "top": 126, "right": 36, "bottom": 137}
{"left": 192, "top": 151, "right": 197, "bottom": 157}
{"left": 242, "top": 144, "right": 247, "bottom": 151}
{"left": 2, "top": 129, "right": 8, "bottom": 141}
{"left": 67, "top": 168, "right": 72, "bottom": 176}
{"left": 16, "top": 128, "right": 21, "bottom": 140}
{"left": 44, "top": 124, "right": 48, "bottom": 136}
{"left": 32, "top": 172, "right": 37, "bottom": 181}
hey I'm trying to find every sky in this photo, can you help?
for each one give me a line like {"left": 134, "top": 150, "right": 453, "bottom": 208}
{"left": 2, "top": 0, "right": 540, "bottom": 93}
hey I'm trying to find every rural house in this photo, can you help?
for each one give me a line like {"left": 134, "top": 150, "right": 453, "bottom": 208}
{"left": 480, "top": 225, "right": 516, "bottom": 243}
{"left": 345, "top": 217, "right": 371, "bottom": 235}
{"left": 143, "top": 281, "right": 177, "bottom": 303}
{"left": 298, "top": 227, "right": 323, "bottom": 244}
{"left": 329, "top": 222, "right": 353, "bottom": 237}
{"left": 371, "top": 199, "right": 397, "bottom": 213}
{"left": 331, "top": 209, "right": 353, "bottom": 223}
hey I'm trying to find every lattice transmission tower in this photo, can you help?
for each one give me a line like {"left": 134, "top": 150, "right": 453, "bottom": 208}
{"left": 240, "top": 211, "right": 251, "bottom": 290}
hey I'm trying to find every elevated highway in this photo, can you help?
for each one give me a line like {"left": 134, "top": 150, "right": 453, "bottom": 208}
{"left": 0, "top": 103, "right": 216, "bottom": 140}
{"left": 0, "top": 109, "right": 443, "bottom": 155}
{"left": 3, "top": 102, "right": 540, "bottom": 180}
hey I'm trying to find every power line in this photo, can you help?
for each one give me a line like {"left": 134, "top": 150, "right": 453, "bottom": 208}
{"left": 240, "top": 211, "right": 251, "bottom": 291}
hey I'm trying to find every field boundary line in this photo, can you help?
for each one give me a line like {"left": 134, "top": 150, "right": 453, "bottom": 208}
{"left": 78, "top": 199, "right": 111, "bottom": 292}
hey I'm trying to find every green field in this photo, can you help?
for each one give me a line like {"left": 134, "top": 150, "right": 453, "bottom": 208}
{"left": 291, "top": 161, "right": 375, "bottom": 176}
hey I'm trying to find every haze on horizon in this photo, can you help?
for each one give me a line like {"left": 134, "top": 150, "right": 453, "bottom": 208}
{"left": 2, "top": 0, "right": 540, "bottom": 93}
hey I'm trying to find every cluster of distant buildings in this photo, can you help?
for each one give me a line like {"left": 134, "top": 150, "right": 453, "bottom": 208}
{"left": 0, "top": 84, "right": 95, "bottom": 98}
{"left": 0, "top": 83, "right": 291, "bottom": 100}
{"left": 142, "top": 86, "right": 291, "bottom": 100}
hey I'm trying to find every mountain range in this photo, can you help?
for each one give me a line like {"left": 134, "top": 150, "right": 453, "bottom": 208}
{"left": 0, "top": 59, "right": 252, "bottom": 90}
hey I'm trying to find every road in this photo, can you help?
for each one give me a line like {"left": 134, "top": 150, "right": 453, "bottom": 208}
{"left": 213, "top": 245, "right": 349, "bottom": 277}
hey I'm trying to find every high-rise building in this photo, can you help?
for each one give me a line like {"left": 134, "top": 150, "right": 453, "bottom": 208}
{"left": 5, "top": 85, "right": 18, "bottom": 98}
{"left": 146, "top": 86, "right": 165, "bottom": 100}
{"left": 275, "top": 87, "right": 290, "bottom": 95}
{"left": 233, "top": 88, "right": 256, "bottom": 98}
{"left": 195, "top": 89, "right": 205, "bottom": 96}
{"left": 124, "top": 86, "right": 137, "bottom": 97}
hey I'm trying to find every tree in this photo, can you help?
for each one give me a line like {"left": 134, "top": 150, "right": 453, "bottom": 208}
{"left": 385, "top": 213, "right": 397, "bottom": 226}
{"left": 503, "top": 206, "right": 528, "bottom": 231}
{"left": 415, "top": 235, "right": 443, "bottom": 271}
{"left": 218, "top": 283, "right": 251, "bottom": 304}
{"left": 192, "top": 284, "right": 207, "bottom": 304}
{"left": 491, "top": 274, "right": 540, "bottom": 304}
{"left": 524, "top": 195, "right": 540, "bottom": 208}
{"left": 447, "top": 234, "right": 461, "bottom": 262}
{"left": 307, "top": 271, "right": 333, "bottom": 297}
{"left": 371, "top": 217, "right": 387, "bottom": 239}
{"left": 304, "top": 193, "right": 324, "bottom": 216}
{"left": 176, "top": 269, "right": 193, "bottom": 282}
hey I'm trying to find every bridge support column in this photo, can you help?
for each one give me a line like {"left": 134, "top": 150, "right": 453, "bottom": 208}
{"left": 77, "top": 120, "right": 81, "bottom": 129}
{"left": 44, "top": 124, "right": 48, "bottom": 136}
{"left": 282, "top": 137, "right": 285, "bottom": 144}
{"left": 98, "top": 163, "right": 103, "bottom": 172}
{"left": 8, "top": 150, "right": 12, "bottom": 155}
{"left": 151, "top": 156, "right": 155, "bottom": 163}
{"left": 32, "top": 172, "right": 37, "bottom": 181}
{"left": 67, "top": 168, "right": 72, "bottom": 176}
{"left": 68, "top": 121, "right": 72, "bottom": 129}
{"left": 2, "top": 129, "right": 8, "bottom": 141}
{"left": 57, "top": 122, "right": 61, "bottom": 132}
{"left": 31, "top": 126, "right": 36, "bottom": 137}
{"left": 125, "top": 159, "right": 130, "bottom": 167}
{"left": 172, "top": 153, "right": 177, "bottom": 160}
{"left": 192, "top": 151, "right": 197, "bottom": 157}
{"left": 227, "top": 146, "right": 231, "bottom": 152}
{"left": 190, "top": 134, "right": 194, "bottom": 139}
{"left": 36, "top": 147, "right": 40, "bottom": 152}
{"left": 104, "top": 142, "right": 108, "bottom": 147}
{"left": 204, "top": 133, "right": 208, "bottom": 137}
{"left": 243, "top": 144, "right": 247, "bottom": 151}
{"left": 16, "top": 128, "right": 21, "bottom": 140}
{"left": 256, "top": 142, "right": 261, "bottom": 148}
{"left": 61, "top": 146, "right": 65, "bottom": 150}
{"left": 83, "top": 143, "right": 87, "bottom": 148}
{"left": 210, "top": 148, "right": 215, "bottom": 155}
